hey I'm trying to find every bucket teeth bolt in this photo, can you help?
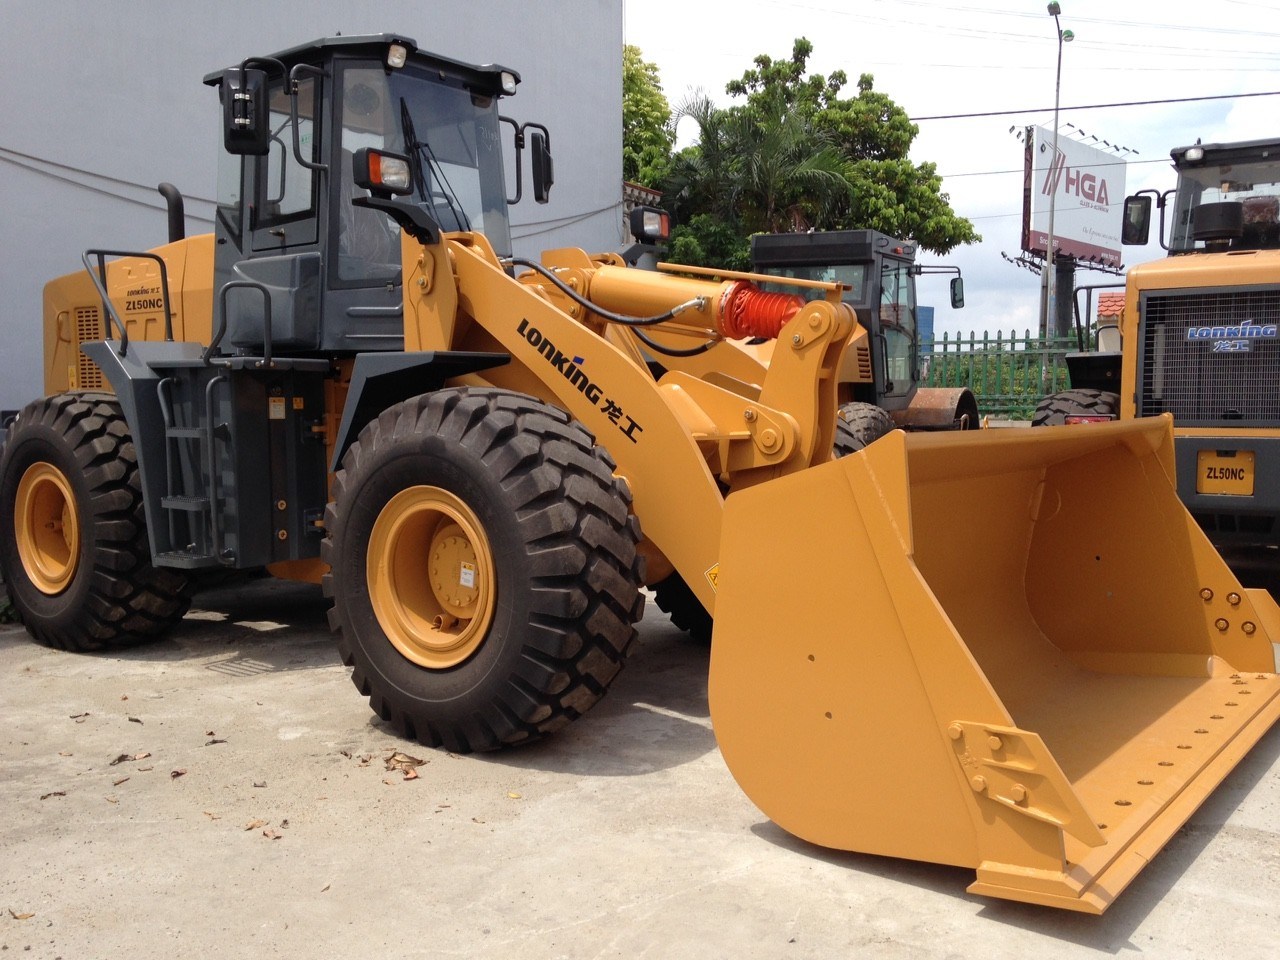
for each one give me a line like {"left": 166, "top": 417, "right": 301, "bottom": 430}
{"left": 969, "top": 775, "right": 986, "bottom": 793}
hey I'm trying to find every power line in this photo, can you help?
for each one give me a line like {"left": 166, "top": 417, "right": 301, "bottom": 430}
{"left": 0, "top": 145, "right": 216, "bottom": 222}
{"left": 940, "top": 157, "right": 1170, "bottom": 180}
{"left": 911, "top": 89, "right": 1280, "bottom": 121}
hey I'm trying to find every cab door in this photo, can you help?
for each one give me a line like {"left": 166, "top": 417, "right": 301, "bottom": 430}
{"left": 250, "top": 75, "right": 321, "bottom": 252}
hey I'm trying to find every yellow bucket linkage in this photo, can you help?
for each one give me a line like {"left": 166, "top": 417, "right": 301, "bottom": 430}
{"left": 709, "top": 416, "right": 1280, "bottom": 913}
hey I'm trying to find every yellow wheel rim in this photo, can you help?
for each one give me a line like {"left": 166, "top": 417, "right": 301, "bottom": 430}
{"left": 15, "top": 461, "right": 81, "bottom": 595}
{"left": 367, "top": 485, "right": 496, "bottom": 669}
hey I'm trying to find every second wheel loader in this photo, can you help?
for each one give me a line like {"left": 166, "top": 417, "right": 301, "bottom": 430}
{"left": 1039, "top": 137, "right": 1280, "bottom": 586}
{"left": 2, "top": 35, "right": 1278, "bottom": 914}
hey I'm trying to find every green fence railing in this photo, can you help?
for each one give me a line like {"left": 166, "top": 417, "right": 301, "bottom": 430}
{"left": 922, "top": 330, "right": 1078, "bottom": 420}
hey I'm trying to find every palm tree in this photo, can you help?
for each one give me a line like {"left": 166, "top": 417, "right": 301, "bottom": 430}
{"left": 731, "top": 97, "right": 854, "bottom": 234}
{"left": 664, "top": 92, "right": 741, "bottom": 229}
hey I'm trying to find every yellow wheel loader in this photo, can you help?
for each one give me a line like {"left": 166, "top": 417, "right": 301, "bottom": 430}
{"left": 1040, "top": 138, "right": 1280, "bottom": 586}
{"left": 3, "top": 35, "right": 1278, "bottom": 914}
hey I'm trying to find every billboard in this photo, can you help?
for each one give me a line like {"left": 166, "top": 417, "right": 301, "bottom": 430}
{"left": 1022, "top": 125, "right": 1127, "bottom": 267}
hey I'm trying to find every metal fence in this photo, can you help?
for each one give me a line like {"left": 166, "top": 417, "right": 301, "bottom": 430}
{"left": 921, "top": 330, "right": 1079, "bottom": 420}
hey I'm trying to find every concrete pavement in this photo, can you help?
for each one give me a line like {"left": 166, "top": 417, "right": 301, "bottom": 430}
{"left": 2, "top": 578, "right": 1278, "bottom": 959}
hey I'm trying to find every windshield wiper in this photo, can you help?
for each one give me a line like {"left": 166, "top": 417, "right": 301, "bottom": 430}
{"left": 399, "top": 98, "right": 471, "bottom": 232}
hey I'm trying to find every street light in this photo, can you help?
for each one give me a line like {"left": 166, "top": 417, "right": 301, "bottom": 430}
{"left": 1043, "top": 2, "right": 1074, "bottom": 340}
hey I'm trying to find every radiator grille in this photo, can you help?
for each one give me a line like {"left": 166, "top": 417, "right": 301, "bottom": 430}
{"left": 856, "top": 344, "right": 873, "bottom": 380}
{"left": 75, "top": 306, "right": 104, "bottom": 389}
{"left": 1138, "top": 289, "right": 1280, "bottom": 423}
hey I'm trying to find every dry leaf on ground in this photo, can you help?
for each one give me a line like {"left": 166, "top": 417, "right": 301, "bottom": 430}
{"left": 110, "top": 751, "right": 152, "bottom": 766}
{"left": 384, "top": 751, "right": 425, "bottom": 773}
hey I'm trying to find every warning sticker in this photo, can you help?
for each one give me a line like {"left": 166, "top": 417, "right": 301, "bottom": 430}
{"left": 459, "top": 561, "right": 476, "bottom": 589}
{"left": 704, "top": 563, "right": 720, "bottom": 592}
{"left": 268, "top": 397, "right": 286, "bottom": 421}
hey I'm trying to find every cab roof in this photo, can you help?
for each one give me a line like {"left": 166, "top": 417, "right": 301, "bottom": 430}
{"left": 202, "top": 33, "right": 519, "bottom": 95}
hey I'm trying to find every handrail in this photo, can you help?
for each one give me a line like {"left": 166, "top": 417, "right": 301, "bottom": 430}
{"left": 209, "top": 280, "right": 274, "bottom": 366}
{"left": 80, "top": 249, "right": 175, "bottom": 355}
{"left": 205, "top": 373, "right": 233, "bottom": 565}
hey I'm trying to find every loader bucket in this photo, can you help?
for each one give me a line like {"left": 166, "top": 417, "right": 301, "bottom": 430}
{"left": 709, "top": 416, "right": 1280, "bottom": 913}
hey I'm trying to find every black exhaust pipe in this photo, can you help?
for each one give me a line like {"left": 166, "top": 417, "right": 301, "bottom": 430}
{"left": 157, "top": 182, "right": 185, "bottom": 243}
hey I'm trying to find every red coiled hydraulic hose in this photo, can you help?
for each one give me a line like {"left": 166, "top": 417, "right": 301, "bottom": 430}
{"left": 719, "top": 283, "right": 805, "bottom": 340}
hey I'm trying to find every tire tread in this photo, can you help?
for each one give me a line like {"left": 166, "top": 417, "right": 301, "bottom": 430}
{"left": 323, "top": 388, "right": 644, "bottom": 752}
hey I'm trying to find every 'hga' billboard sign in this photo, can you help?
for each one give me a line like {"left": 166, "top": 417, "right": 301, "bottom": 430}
{"left": 1023, "top": 125, "right": 1126, "bottom": 267}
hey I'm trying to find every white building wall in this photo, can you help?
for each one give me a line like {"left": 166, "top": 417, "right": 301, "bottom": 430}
{"left": 0, "top": 0, "right": 624, "bottom": 410}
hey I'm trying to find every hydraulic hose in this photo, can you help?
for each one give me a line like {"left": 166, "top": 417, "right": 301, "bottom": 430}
{"left": 507, "top": 257, "right": 704, "bottom": 327}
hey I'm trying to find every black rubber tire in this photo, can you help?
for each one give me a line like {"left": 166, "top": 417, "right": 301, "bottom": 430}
{"left": 832, "top": 415, "right": 864, "bottom": 458}
{"left": 322, "top": 388, "right": 646, "bottom": 753}
{"left": 653, "top": 572, "right": 713, "bottom": 643}
{"left": 0, "top": 393, "right": 192, "bottom": 651}
{"left": 1031, "top": 389, "right": 1120, "bottom": 427}
{"left": 837, "top": 401, "right": 897, "bottom": 452}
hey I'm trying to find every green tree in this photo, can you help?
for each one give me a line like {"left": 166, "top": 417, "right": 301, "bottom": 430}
{"left": 622, "top": 45, "right": 674, "bottom": 187}
{"left": 731, "top": 96, "right": 854, "bottom": 233}
{"left": 666, "top": 213, "right": 752, "bottom": 271}
{"left": 661, "top": 38, "right": 979, "bottom": 267}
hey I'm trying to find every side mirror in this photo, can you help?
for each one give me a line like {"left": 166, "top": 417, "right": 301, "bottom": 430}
{"left": 950, "top": 277, "right": 965, "bottom": 309}
{"left": 531, "top": 129, "right": 554, "bottom": 204}
{"left": 1121, "top": 194, "right": 1152, "bottom": 245}
{"left": 222, "top": 68, "right": 270, "bottom": 156}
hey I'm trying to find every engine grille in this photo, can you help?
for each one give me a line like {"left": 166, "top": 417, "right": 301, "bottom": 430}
{"left": 1138, "top": 289, "right": 1280, "bottom": 424}
{"left": 75, "top": 306, "right": 105, "bottom": 389}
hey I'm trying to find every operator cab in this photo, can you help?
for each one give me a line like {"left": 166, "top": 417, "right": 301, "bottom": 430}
{"left": 205, "top": 34, "right": 551, "bottom": 356}
{"left": 1123, "top": 138, "right": 1280, "bottom": 253}
{"left": 751, "top": 230, "right": 962, "bottom": 409}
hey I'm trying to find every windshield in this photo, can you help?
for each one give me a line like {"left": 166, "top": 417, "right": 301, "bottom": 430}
{"left": 1170, "top": 156, "right": 1280, "bottom": 252}
{"left": 758, "top": 260, "right": 915, "bottom": 395}
{"left": 760, "top": 264, "right": 870, "bottom": 304}
{"left": 336, "top": 62, "right": 511, "bottom": 282}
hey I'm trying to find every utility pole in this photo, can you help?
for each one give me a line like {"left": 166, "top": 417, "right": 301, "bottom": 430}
{"left": 1043, "top": 2, "right": 1074, "bottom": 343}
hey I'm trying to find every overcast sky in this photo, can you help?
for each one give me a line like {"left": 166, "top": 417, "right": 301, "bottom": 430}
{"left": 623, "top": 0, "right": 1280, "bottom": 339}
